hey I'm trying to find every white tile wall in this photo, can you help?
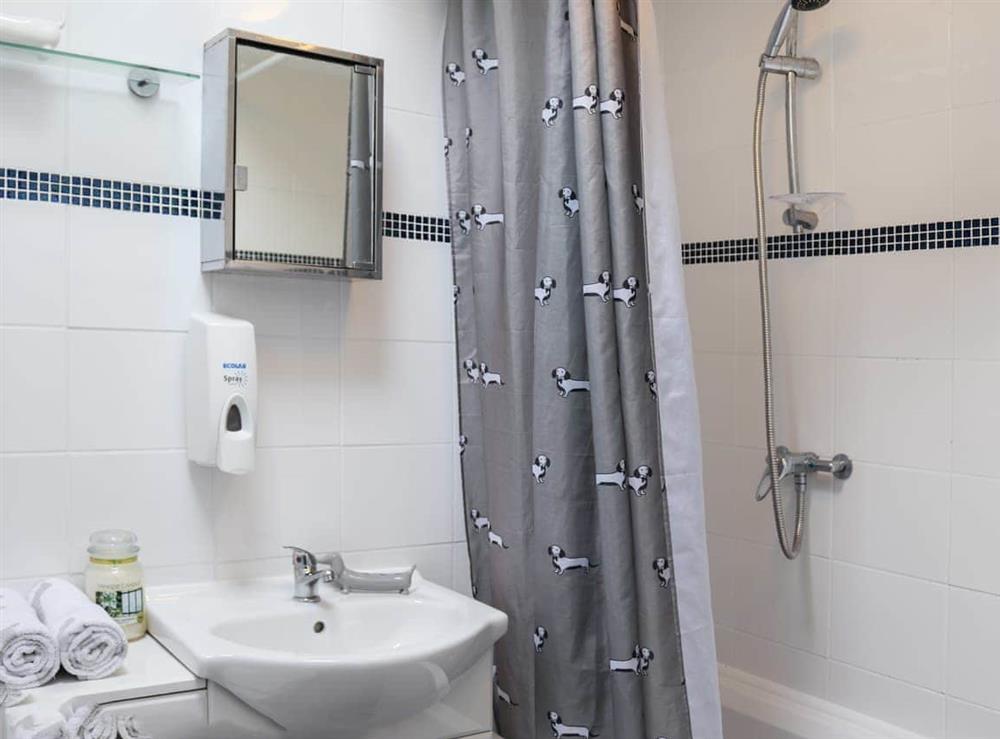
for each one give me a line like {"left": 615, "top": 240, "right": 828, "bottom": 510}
{"left": 831, "top": 563, "right": 947, "bottom": 691}
{"left": 659, "top": 1, "right": 1000, "bottom": 735}
{"left": 0, "top": 0, "right": 470, "bottom": 596}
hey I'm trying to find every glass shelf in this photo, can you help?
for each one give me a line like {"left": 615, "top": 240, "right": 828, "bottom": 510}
{"left": 0, "top": 40, "right": 199, "bottom": 96}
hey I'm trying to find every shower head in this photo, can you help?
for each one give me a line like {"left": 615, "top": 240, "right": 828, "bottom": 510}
{"left": 763, "top": 0, "right": 831, "bottom": 58}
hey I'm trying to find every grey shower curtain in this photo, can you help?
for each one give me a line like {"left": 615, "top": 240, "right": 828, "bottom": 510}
{"left": 444, "top": 1, "right": 694, "bottom": 737}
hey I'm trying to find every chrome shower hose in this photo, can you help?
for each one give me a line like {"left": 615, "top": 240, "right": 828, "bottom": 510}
{"left": 752, "top": 69, "right": 806, "bottom": 560}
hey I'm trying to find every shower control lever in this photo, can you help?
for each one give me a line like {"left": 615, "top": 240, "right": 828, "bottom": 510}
{"left": 755, "top": 446, "right": 853, "bottom": 502}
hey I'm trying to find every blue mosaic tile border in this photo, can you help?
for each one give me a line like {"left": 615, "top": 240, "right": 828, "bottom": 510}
{"left": 682, "top": 216, "right": 1000, "bottom": 265}
{"left": 2, "top": 166, "right": 451, "bottom": 244}
{"left": 383, "top": 211, "right": 451, "bottom": 243}
{"left": 1, "top": 167, "right": 224, "bottom": 218}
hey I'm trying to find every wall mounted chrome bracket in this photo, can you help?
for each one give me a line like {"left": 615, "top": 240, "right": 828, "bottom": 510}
{"left": 127, "top": 68, "right": 160, "bottom": 97}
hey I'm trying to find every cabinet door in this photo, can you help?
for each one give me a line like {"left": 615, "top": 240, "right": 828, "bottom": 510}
{"left": 101, "top": 690, "right": 209, "bottom": 739}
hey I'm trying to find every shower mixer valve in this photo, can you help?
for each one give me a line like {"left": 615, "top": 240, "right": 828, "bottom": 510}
{"left": 755, "top": 446, "right": 853, "bottom": 502}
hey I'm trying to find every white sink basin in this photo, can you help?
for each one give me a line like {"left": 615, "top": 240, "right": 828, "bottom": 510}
{"left": 146, "top": 573, "right": 507, "bottom": 737}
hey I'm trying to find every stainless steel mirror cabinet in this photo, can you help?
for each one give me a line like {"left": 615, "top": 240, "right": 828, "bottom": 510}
{"left": 202, "top": 30, "right": 384, "bottom": 279}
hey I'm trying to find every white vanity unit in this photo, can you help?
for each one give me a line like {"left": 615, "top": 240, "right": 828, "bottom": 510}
{"left": 1, "top": 637, "right": 208, "bottom": 738}
{"left": 3, "top": 572, "right": 504, "bottom": 739}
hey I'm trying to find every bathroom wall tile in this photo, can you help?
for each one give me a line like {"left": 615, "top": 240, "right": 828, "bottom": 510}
{"left": 342, "top": 543, "right": 454, "bottom": 590}
{"left": 705, "top": 534, "right": 737, "bottom": 626}
{"left": 831, "top": 0, "right": 951, "bottom": 127}
{"left": 734, "top": 255, "right": 835, "bottom": 357}
{"left": 684, "top": 264, "right": 735, "bottom": 353}
{"left": 702, "top": 445, "right": 759, "bottom": 538}
{"left": 213, "top": 274, "right": 312, "bottom": 338}
{"left": 711, "top": 536, "right": 831, "bottom": 657}
{"left": 692, "top": 352, "right": 735, "bottom": 445}
{"left": 833, "top": 251, "right": 954, "bottom": 359}
{"left": 341, "top": 444, "right": 454, "bottom": 551}
{"left": 734, "top": 353, "right": 835, "bottom": 457}
{"left": 68, "top": 330, "right": 185, "bottom": 451}
{"left": 0, "top": 454, "right": 69, "bottom": 580}
{"left": 955, "top": 248, "right": 1000, "bottom": 361}
{"left": 663, "top": 58, "right": 747, "bottom": 159}
{"left": 951, "top": 1, "right": 1000, "bottom": 108}
{"left": 344, "top": 0, "right": 446, "bottom": 118}
{"left": 832, "top": 463, "right": 950, "bottom": 583}
{"left": 451, "top": 542, "right": 472, "bottom": 597}
{"left": 0, "top": 327, "right": 68, "bottom": 453}
{"left": 656, "top": 2, "right": 779, "bottom": 77}
{"left": 68, "top": 207, "right": 208, "bottom": 331}
{"left": 213, "top": 447, "right": 341, "bottom": 563}
{"left": 214, "top": 556, "right": 288, "bottom": 582}
{"left": 66, "top": 0, "right": 220, "bottom": 74}
{"left": 256, "top": 334, "right": 340, "bottom": 448}
{"left": 383, "top": 108, "right": 448, "bottom": 217}
{"left": 672, "top": 146, "right": 739, "bottom": 244}
{"left": 952, "top": 102, "right": 1000, "bottom": 218}
{"left": 341, "top": 339, "right": 455, "bottom": 446}
{"left": 834, "top": 112, "right": 953, "bottom": 230}
{"left": 947, "top": 588, "right": 1000, "bottom": 712}
{"left": 0, "top": 59, "right": 68, "bottom": 174}
{"left": 143, "top": 563, "right": 214, "bottom": 587}
{"left": 342, "top": 238, "right": 455, "bottom": 343}
{"left": 827, "top": 661, "right": 946, "bottom": 739}
{"left": 275, "top": 447, "right": 342, "bottom": 557}
{"left": 67, "top": 451, "right": 213, "bottom": 572}
{"left": 950, "top": 475, "right": 1000, "bottom": 597}
{"left": 835, "top": 358, "right": 952, "bottom": 471}
{"left": 0, "top": 202, "right": 68, "bottom": 327}
{"left": 831, "top": 563, "right": 947, "bottom": 691}
{"left": 714, "top": 626, "right": 829, "bottom": 700}
{"left": 65, "top": 71, "right": 201, "bottom": 187}
{"left": 952, "top": 361, "right": 1000, "bottom": 478}
{"left": 297, "top": 279, "right": 343, "bottom": 340}
{"left": 947, "top": 699, "right": 1000, "bottom": 739}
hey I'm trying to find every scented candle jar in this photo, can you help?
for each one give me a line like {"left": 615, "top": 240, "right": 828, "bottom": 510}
{"left": 84, "top": 529, "right": 146, "bottom": 640}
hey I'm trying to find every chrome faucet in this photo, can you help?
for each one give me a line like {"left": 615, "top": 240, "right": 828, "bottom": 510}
{"left": 283, "top": 546, "right": 416, "bottom": 602}
{"left": 284, "top": 546, "right": 335, "bottom": 602}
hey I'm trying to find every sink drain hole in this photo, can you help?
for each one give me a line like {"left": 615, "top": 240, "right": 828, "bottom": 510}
{"left": 313, "top": 621, "right": 325, "bottom": 634}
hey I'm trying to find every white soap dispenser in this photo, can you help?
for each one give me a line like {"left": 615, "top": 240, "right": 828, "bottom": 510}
{"left": 185, "top": 312, "right": 257, "bottom": 474}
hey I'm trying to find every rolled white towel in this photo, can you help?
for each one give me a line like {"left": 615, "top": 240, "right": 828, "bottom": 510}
{"left": 29, "top": 579, "right": 127, "bottom": 681}
{"left": 11, "top": 712, "right": 69, "bottom": 739}
{"left": 116, "top": 715, "right": 152, "bottom": 739}
{"left": 1, "top": 680, "right": 27, "bottom": 707}
{"left": 65, "top": 704, "right": 117, "bottom": 739}
{"left": 0, "top": 588, "right": 60, "bottom": 688}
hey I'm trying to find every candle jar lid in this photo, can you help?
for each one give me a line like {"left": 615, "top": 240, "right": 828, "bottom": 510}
{"left": 88, "top": 529, "right": 140, "bottom": 560}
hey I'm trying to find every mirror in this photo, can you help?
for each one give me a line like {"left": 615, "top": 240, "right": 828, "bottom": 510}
{"left": 202, "top": 30, "right": 383, "bottom": 279}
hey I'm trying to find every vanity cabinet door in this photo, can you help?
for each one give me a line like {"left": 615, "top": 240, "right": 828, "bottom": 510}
{"left": 100, "top": 690, "right": 210, "bottom": 739}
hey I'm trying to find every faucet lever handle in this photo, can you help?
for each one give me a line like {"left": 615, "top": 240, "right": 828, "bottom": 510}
{"left": 283, "top": 545, "right": 318, "bottom": 571}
